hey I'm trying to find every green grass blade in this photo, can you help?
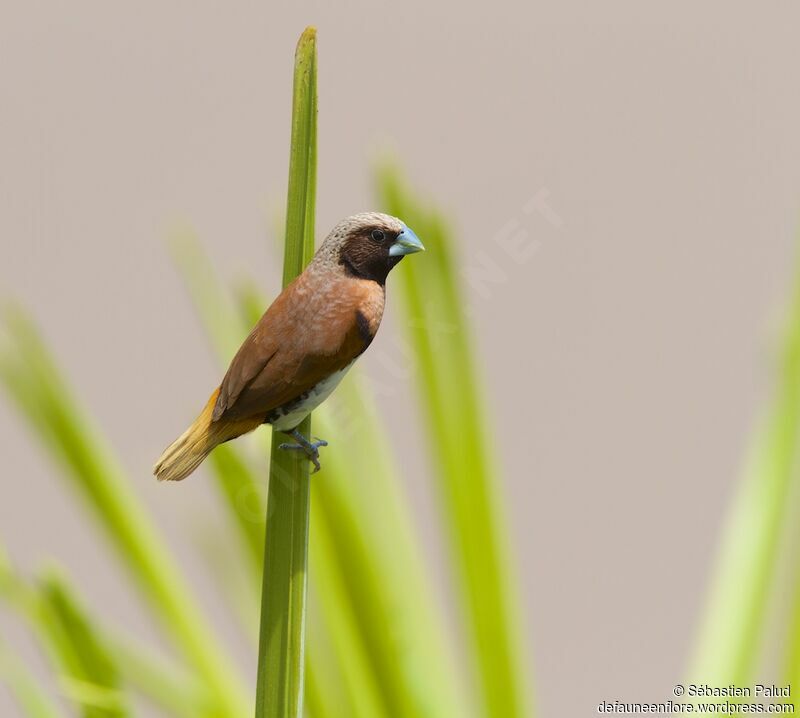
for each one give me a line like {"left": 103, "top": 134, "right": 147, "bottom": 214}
{"left": 0, "top": 556, "right": 128, "bottom": 718}
{"left": 170, "top": 229, "right": 248, "bottom": 360}
{"left": 37, "top": 570, "right": 129, "bottom": 718}
{"left": 314, "top": 389, "right": 471, "bottom": 718}
{"left": 690, "top": 247, "right": 800, "bottom": 687}
{"left": 0, "top": 310, "right": 249, "bottom": 717}
{"left": 303, "top": 658, "right": 334, "bottom": 718}
{"left": 0, "top": 549, "right": 39, "bottom": 621}
{"left": 0, "top": 659, "right": 62, "bottom": 718}
{"left": 209, "top": 446, "right": 266, "bottom": 566}
{"left": 169, "top": 234, "right": 269, "bottom": 576}
{"left": 255, "top": 26, "right": 317, "bottom": 718}
{"left": 377, "top": 166, "right": 532, "bottom": 718}
{"left": 0, "top": 636, "right": 64, "bottom": 718}
{"left": 1, "top": 551, "right": 212, "bottom": 718}
{"left": 785, "top": 580, "right": 800, "bottom": 697}
{"left": 107, "top": 638, "right": 210, "bottom": 718}
{"left": 307, "top": 502, "right": 385, "bottom": 718}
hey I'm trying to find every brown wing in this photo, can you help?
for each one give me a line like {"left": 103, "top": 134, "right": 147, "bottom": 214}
{"left": 212, "top": 271, "right": 382, "bottom": 422}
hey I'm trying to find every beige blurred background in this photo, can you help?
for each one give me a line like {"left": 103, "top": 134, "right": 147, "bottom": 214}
{"left": 2, "top": 2, "right": 800, "bottom": 716}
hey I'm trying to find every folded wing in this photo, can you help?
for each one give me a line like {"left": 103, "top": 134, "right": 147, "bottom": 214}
{"left": 212, "top": 273, "right": 373, "bottom": 422}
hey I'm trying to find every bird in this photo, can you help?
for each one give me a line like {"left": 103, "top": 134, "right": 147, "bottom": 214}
{"left": 154, "top": 212, "right": 425, "bottom": 481}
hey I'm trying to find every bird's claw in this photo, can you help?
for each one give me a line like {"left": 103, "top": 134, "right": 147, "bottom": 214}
{"left": 278, "top": 431, "right": 328, "bottom": 473}
{"left": 278, "top": 442, "right": 323, "bottom": 472}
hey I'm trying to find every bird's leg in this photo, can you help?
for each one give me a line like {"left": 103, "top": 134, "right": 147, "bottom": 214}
{"left": 278, "top": 428, "right": 328, "bottom": 473}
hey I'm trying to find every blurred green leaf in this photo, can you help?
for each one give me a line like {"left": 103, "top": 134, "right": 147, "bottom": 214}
{"left": 315, "top": 382, "right": 471, "bottom": 718}
{"left": 1, "top": 551, "right": 209, "bottom": 718}
{"left": 307, "top": 503, "right": 386, "bottom": 718}
{"left": 56, "top": 678, "right": 123, "bottom": 713}
{"left": 0, "top": 309, "right": 249, "bottom": 717}
{"left": 0, "top": 557, "right": 129, "bottom": 717}
{"left": 209, "top": 446, "right": 266, "bottom": 567}
{"left": 107, "top": 637, "right": 209, "bottom": 718}
{"left": 691, "top": 247, "right": 800, "bottom": 690}
{"left": 377, "top": 165, "right": 532, "bottom": 718}
{"left": 170, "top": 228, "right": 247, "bottom": 360}
{"left": 0, "top": 636, "right": 63, "bottom": 718}
{"left": 170, "top": 234, "right": 269, "bottom": 574}
{"left": 38, "top": 570, "right": 128, "bottom": 718}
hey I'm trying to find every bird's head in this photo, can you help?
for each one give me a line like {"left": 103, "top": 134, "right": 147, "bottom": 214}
{"left": 318, "top": 212, "right": 425, "bottom": 284}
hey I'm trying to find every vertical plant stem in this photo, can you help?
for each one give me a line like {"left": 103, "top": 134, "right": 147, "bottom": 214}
{"left": 254, "top": 26, "right": 317, "bottom": 718}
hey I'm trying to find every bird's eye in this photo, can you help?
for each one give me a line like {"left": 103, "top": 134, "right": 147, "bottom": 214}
{"left": 370, "top": 229, "right": 385, "bottom": 243}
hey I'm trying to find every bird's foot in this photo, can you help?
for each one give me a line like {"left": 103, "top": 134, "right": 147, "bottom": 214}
{"left": 278, "top": 429, "right": 328, "bottom": 473}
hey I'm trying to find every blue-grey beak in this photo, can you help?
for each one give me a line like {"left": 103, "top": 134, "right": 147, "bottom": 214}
{"left": 389, "top": 226, "right": 425, "bottom": 257}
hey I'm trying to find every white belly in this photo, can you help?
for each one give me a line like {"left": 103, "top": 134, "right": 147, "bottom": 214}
{"left": 270, "top": 362, "right": 354, "bottom": 431}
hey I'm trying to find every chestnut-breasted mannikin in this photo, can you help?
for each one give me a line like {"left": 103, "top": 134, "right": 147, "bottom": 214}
{"left": 154, "top": 212, "right": 424, "bottom": 480}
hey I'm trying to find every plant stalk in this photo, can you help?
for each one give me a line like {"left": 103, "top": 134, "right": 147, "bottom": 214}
{"left": 254, "top": 26, "right": 317, "bottom": 718}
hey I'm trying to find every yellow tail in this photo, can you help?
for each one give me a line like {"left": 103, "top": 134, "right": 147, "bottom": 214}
{"left": 154, "top": 388, "right": 260, "bottom": 482}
